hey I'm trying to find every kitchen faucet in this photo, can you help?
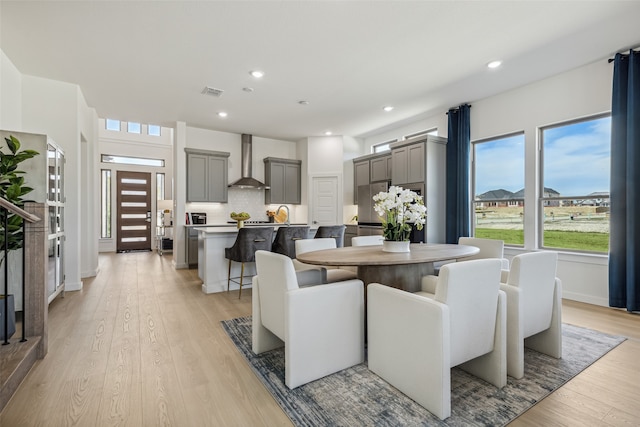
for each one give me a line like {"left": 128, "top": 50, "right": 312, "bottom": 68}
{"left": 276, "top": 205, "right": 290, "bottom": 226}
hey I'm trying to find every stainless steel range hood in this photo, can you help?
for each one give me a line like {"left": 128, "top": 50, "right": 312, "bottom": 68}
{"left": 228, "top": 134, "right": 269, "bottom": 189}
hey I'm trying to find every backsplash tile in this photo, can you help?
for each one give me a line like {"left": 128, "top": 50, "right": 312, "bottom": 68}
{"left": 186, "top": 188, "right": 298, "bottom": 224}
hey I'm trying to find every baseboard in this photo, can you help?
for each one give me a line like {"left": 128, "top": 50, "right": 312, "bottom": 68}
{"left": 562, "top": 291, "right": 608, "bottom": 307}
{"left": 81, "top": 268, "right": 98, "bottom": 278}
{"left": 202, "top": 281, "right": 252, "bottom": 294}
{"left": 64, "top": 280, "right": 83, "bottom": 292}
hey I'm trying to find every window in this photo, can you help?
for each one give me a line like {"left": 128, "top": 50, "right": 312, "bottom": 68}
{"left": 148, "top": 124, "right": 161, "bottom": 136}
{"left": 373, "top": 139, "right": 396, "bottom": 153}
{"left": 540, "top": 114, "right": 610, "bottom": 253}
{"left": 101, "top": 169, "right": 111, "bottom": 238}
{"left": 127, "top": 122, "right": 141, "bottom": 134}
{"left": 472, "top": 133, "right": 525, "bottom": 245}
{"left": 105, "top": 119, "right": 120, "bottom": 131}
{"left": 404, "top": 128, "right": 438, "bottom": 140}
{"left": 101, "top": 154, "right": 164, "bottom": 167}
{"left": 157, "top": 173, "right": 165, "bottom": 200}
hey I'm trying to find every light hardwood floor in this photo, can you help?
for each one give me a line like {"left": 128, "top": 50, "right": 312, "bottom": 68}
{"left": 1, "top": 251, "right": 639, "bottom": 426}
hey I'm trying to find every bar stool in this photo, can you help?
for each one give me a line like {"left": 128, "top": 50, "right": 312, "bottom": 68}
{"left": 271, "top": 226, "right": 310, "bottom": 258}
{"left": 314, "top": 225, "right": 346, "bottom": 247}
{"left": 225, "top": 227, "right": 274, "bottom": 298}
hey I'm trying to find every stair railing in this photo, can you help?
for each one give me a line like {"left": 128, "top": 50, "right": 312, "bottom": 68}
{"left": 0, "top": 197, "right": 41, "bottom": 345}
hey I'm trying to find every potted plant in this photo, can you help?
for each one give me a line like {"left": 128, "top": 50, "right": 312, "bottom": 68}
{"left": 0, "top": 135, "right": 39, "bottom": 339}
{"left": 373, "top": 185, "right": 426, "bottom": 252}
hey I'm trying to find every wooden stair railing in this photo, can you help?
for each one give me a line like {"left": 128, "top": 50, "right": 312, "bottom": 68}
{"left": 0, "top": 199, "right": 45, "bottom": 412}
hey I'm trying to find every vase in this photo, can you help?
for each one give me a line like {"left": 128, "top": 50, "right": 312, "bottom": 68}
{"left": 382, "top": 240, "right": 410, "bottom": 253}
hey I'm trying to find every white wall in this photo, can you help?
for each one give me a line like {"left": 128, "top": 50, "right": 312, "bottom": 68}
{"left": 21, "top": 75, "right": 84, "bottom": 291}
{"left": 342, "top": 135, "right": 363, "bottom": 224}
{"left": 78, "top": 90, "right": 98, "bottom": 278}
{"left": 361, "top": 59, "right": 613, "bottom": 306}
{"left": 0, "top": 49, "right": 22, "bottom": 130}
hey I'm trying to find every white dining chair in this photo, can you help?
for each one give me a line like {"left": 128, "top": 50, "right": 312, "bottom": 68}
{"left": 368, "top": 259, "right": 507, "bottom": 420}
{"left": 500, "top": 251, "right": 562, "bottom": 379}
{"left": 252, "top": 250, "right": 365, "bottom": 389}
{"left": 293, "top": 238, "right": 358, "bottom": 283}
{"left": 351, "top": 235, "right": 384, "bottom": 247}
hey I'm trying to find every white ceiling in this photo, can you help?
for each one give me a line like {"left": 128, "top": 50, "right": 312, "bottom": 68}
{"left": 2, "top": 1, "right": 639, "bottom": 142}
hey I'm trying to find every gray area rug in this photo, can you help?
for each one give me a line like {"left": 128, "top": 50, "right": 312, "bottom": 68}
{"left": 221, "top": 317, "right": 625, "bottom": 426}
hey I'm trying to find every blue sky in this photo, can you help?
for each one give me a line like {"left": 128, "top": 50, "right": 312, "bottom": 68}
{"left": 474, "top": 116, "right": 610, "bottom": 197}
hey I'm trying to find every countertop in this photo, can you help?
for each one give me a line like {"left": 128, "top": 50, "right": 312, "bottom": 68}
{"left": 194, "top": 223, "right": 313, "bottom": 234}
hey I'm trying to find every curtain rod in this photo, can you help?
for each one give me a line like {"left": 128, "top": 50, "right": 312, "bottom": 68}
{"left": 608, "top": 47, "right": 639, "bottom": 63}
{"left": 446, "top": 104, "right": 472, "bottom": 115}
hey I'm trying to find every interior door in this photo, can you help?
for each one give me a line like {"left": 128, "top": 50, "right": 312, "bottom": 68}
{"left": 311, "top": 175, "right": 339, "bottom": 226}
{"left": 116, "top": 171, "right": 152, "bottom": 252}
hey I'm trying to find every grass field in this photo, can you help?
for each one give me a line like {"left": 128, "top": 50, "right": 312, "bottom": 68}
{"left": 475, "top": 228, "right": 609, "bottom": 253}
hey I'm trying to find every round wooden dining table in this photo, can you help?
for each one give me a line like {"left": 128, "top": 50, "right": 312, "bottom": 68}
{"left": 295, "top": 243, "right": 480, "bottom": 292}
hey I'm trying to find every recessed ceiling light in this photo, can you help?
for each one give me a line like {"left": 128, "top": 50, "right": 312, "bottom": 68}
{"left": 325, "top": 131, "right": 332, "bottom": 136}
{"left": 487, "top": 60, "right": 502, "bottom": 69}
{"left": 298, "top": 100, "right": 310, "bottom": 105}
{"left": 217, "top": 112, "right": 228, "bottom": 118}
{"left": 250, "top": 70, "right": 264, "bottom": 78}
{"left": 383, "top": 106, "right": 394, "bottom": 112}
{"left": 242, "top": 87, "right": 254, "bottom": 92}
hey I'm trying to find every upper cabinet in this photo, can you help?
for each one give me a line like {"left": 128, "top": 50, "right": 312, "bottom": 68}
{"left": 391, "top": 142, "right": 426, "bottom": 185}
{"left": 352, "top": 153, "right": 391, "bottom": 204}
{"left": 353, "top": 159, "right": 370, "bottom": 204}
{"left": 264, "top": 157, "right": 302, "bottom": 204}
{"left": 370, "top": 153, "right": 392, "bottom": 182}
{"left": 391, "top": 136, "right": 446, "bottom": 185}
{"left": 185, "top": 148, "right": 230, "bottom": 203}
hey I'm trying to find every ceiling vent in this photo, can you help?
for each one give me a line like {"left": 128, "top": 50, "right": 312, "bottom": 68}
{"left": 201, "top": 86, "right": 224, "bottom": 97}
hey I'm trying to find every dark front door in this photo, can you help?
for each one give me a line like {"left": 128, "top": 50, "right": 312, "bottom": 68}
{"left": 116, "top": 171, "right": 151, "bottom": 252}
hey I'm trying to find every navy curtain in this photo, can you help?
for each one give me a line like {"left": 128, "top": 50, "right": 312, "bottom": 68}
{"left": 609, "top": 51, "right": 640, "bottom": 312}
{"left": 445, "top": 104, "right": 471, "bottom": 244}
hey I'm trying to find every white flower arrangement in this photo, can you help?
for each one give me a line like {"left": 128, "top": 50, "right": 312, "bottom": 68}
{"left": 373, "top": 185, "right": 427, "bottom": 242}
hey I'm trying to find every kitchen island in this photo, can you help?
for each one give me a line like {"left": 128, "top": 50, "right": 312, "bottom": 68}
{"left": 196, "top": 224, "right": 316, "bottom": 294}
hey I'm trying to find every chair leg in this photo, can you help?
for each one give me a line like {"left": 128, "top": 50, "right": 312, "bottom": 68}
{"left": 238, "top": 263, "right": 245, "bottom": 299}
{"left": 227, "top": 259, "right": 232, "bottom": 292}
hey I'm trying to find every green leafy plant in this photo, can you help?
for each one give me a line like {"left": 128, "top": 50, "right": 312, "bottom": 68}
{"left": 0, "top": 135, "right": 39, "bottom": 266}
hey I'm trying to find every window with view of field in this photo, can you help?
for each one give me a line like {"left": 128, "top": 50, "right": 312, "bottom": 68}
{"left": 540, "top": 114, "right": 610, "bottom": 253}
{"left": 472, "top": 133, "right": 525, "bottom": 245}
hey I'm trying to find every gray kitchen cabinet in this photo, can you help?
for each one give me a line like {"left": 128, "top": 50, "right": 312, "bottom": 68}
{"left": 390, "top": 135, "right": 447, "bottom": 243}
{"left": 370, "top": 153, "right": 392, "bottom": 182}
{"left": 392, "top": 142, "right": 424, "bottom": 185}
{"left": 185, "top": 148, "right": 229, "bottom": 202}
{"left": 353, "top": 159, "right": 370, "bottom": 204}
{"left": 264, "top": 157, "right": 302, "bottom": 204}
{"left": 185, "top": 226, "right": 199, "bottom": 268}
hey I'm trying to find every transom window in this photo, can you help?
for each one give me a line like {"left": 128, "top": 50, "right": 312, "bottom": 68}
{"left": 105, "top": 119, "right": 121, "bottom": 131}
{"left": 127, "top": 122, "right": 142, "bottom": 134}
{"left": 373, "top": 139, "right": 396, "bottom": 153}
{"left": 101, "top": 154, "right": 164, "bottom": 167}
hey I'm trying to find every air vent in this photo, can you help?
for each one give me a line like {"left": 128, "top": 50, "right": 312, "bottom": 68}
{"left": 201, "top": 86, "right": 224, "bottom": 97}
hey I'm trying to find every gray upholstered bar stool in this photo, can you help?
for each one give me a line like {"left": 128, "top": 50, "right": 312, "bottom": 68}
{"left": 271, "top": 226, "right": 310, "bottom": 258}
{"left": 225, "top": 227, "right": 274, "bottom": 298}
{"left": 314, "top": 225, "right": 346, "bottom": 247}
